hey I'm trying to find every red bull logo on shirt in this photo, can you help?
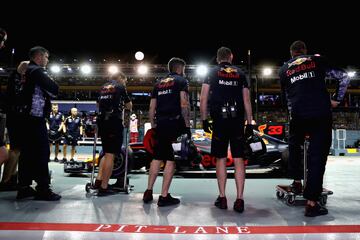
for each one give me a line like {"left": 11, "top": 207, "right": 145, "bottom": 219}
{"left": 222, "top": 67, "right": 238, "bottom": 73}
{"left": 218, "top": 67, "right": 240, "bottom": 79}
{"left": 287, "top": 61, "right": 316, "bottom": 77}
{"left": 101, "top": 84, "right": 116, "bottom": 94}
{"left": 288, "top": 57, "right": 312, "bottom": 67}
{"left": 158, "top": 77, "right": 175, "bottom": 89}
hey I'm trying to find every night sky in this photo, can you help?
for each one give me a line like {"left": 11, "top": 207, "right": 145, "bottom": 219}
{"left": 1, "top": 3, "right": 358, "bottom": 69}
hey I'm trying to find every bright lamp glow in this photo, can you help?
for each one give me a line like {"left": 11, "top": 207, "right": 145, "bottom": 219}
{"left": 80, "top": 64, "right": 92, "bottom": 74}
{"left": 135, "top": 51, "right": 144, "bottom": 61}
{"left": 196, "top": 65, "right": 208, "bottom": 76}
{"left": 348, "top": 71, "right": 356, "bottom": 78}
{"left": 50, "top": 65, "right": 61, "bottom": 74}
{"left": 137, "top": 64, "right": 149, "bottom": 75}
{"left": 262, "top": 67, "right": 272, "bottom": 76}
{"left": 108, "top": 65, "right": 119, "bottom": 74}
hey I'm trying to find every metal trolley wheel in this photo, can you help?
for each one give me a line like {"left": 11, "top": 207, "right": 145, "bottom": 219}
{"left": 125, "top": 185, "right": 131, "bottom": 194}
{"left": 285, "top": 195, "right": 296, "bottom": 206}
{"left": 85, "top": 183, "right": 91, "bottom": 193}
{"left": 319, "top": 195, "right": 328, "bottom": 206}
{"left": 276, "top": 190, "right": 285, "bottom": 199}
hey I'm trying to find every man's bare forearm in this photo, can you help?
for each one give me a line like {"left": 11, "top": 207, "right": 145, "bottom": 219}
{"left": 149, "top": 110, "right": 155, "bottom": 127}
{"left": 149, "top": 98, "right": 157, "bottom": 128}
{"left": 242, "top": 88, "right": 253, "bottom": 124}
{"left": 200, "top": 103, "right": 207, "bottom": 121}
{"left": 244, "top": 101, "right": 253, "bottom": 124}
{"left": 200, "top": 84, "right": 209, "bottom": 120}
{"left": 180, "top": 91, "right": 190, "bottom": 127}
{"left": 181, "top": 105, "right": 190, "bottom": 127}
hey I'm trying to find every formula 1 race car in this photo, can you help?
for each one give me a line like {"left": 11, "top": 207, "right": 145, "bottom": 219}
{"left": 129, "top": 129, "right": 289, "bottom": 173}
{"left": 63, "top": 128, "right": 289, "bottom": 175}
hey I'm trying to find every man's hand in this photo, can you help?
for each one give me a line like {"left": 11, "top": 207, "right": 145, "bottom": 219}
{"left": 245, "top": 125, "right": 254, "bottom": 139}
{"left": 331, "top": 100, "right": 340, "bottom": 108}
{"left": 202, "top": 120, "right": 212, "bottom": 133}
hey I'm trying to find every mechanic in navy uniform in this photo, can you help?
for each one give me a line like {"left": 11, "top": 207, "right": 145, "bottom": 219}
{"left": 200, "top": 47, "right": 253, "bottom": 213}
{"left": 47, "top": 103, "right": 64, "bottom": 162}
{"left": 143, "top": 57, "right": 191, "bottom": 207}
{"left": 63, "top": 107, "right": 83, "bottom": 162}
{"left": 0, "top": 61, "right": 29, "bottom": 191}
{"left": 95, "top": 72, "right": 132, "bottom": 196}
{"left": 279, "top": 40, "right": 350, "bottom": 217}
{"left": 0, "top": 28, "right": 8, "bottom": 167}
{"left": 17, "top": 46, "right": 61, "bottom": 201}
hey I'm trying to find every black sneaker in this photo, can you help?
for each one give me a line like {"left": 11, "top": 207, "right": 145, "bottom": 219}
{"left": 60, "top": 158, "right": 67, "bottom": 163}
{"left": 233, "top": 199, "right": 244, "bottom": 213}
{"left": 289, "top": 180, "right": 303, "bottom": 195}
{"left": 16, "top": 186, "right": 36, "bottom": 200}
{"left": 157, "top": 193, "right": 180, "bottom": 207}
{"left": 54, "top": 157, "right": 59, "bottom": 162}
{"left": 305, "top": 203, "right": 328, "bottom": 217}
{"left": 70, "top": 158, "right": 75, "bottom": 162}
{"left": 93, "top": 179, "right": 102, "bottom": 190}
{"left": 97, "top": 187, "right": 118, "bottom": 197}
{"left": 143, "top": 189, "right": 153, "bottom": 203}
{"left": 34, "top": 189, "right": 61, "bottom": 201}
{"left": 214, "top": 196, "right": 228, "bottom": 209}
